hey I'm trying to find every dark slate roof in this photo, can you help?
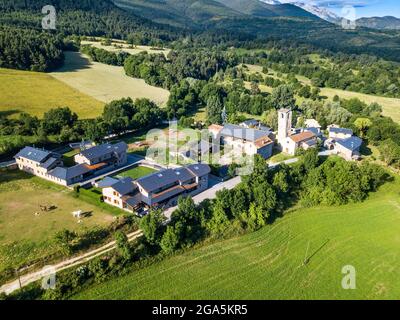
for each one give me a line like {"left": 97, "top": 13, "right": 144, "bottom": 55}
{"left": 305, "top": 127, "right": 322, "bottom": 136}
{"left": 174, "top": 167, "right": 195, "bottom": 182}
{"left": 96, "top": 177, "right": 119, "bottom": 188}
{"left": 110, "top": 177, "right": 136, "bottom": 195}
{"left": 136, "top": 164, "right": 210, "bottom": 193}
{"left": 14, "top": 147, "right": 51, "bottom": 163}
{"left": 303, "top": 139, "right": 317, "bottom": 147}
{"left": 336, "top": 136, "right": 363, "bottom": 152}
{"left": 220, "top": 124, "right": 270, "bottom": 142}
{"left": 125, "top": 194, "right": 142, "bottom": 207}
{"left": 40, "top": 157, "right": 59, "bottom": 169}
{"left": 329, "top": 127, "right": 353, "bottom": 135}
{"left": 137, "top": 169, "right": 182, "bottom": 193}
{"left": 49, "top": 164, "right": 91, "bottom": 180}
{"left": 187, "top": 164, "right": 211, "bottom": 177}
{"left": 79, "top": 142, "right": 127, "bottom": 161}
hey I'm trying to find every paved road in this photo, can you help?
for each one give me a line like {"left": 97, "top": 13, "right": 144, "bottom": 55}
{"left": 0, "top": 230, "right": 143, "bottom": 295}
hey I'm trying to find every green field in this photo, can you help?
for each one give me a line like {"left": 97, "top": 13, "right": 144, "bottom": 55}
{"left": 243, "top": 64, "right": 400, "bottom": 124}
{"left": 0, "top": 170, "right": 114, "bottom": 276}
{"left": 74, "top": 177, "right": 400, "bottom": 300}
{"left": 0, "top": 68, "right": 104, "bottom": 119}
{"left": 115, "top": 166, "right": 156, "bottom": 179}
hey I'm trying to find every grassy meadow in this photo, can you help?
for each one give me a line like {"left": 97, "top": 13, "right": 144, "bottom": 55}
{"left": 0, "top": 170, "right": 114, "bottom": 276}
{"left": 73, "top": 177, "right": 400, "bottom": 300}
{"left": 50, "top": 52, "right": 170, "bottom": 107}
{"left": 0, "top": 68, "right": 104, "bottom": 119}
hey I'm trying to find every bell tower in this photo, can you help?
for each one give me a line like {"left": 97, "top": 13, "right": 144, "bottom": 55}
{"left": 278, "top": 108, "right": 292, "bottom": 146}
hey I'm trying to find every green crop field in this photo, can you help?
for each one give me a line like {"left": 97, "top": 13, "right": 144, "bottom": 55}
{"left": 73, "top": 177, "right": 400, "bottom": 300}
{"left": 0, "top": 68, "right": 104, "bottom": 119}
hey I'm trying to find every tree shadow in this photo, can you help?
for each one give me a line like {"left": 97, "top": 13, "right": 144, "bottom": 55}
{"left": 0, "top": 110, "right": 20, "bottom": 118}
{"left": 54, "top": 52, "right": 92, "bottom": 73}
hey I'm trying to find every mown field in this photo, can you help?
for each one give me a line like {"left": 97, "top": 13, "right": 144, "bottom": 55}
{"left": 73, "top": 177, "right": 400, "bottom": 300}
{"left": 81, "top": 40, "right": 170, "bottom": 57}
{"left": 0, "top": 170, "right": 114, "bottom": 276}
{"left": 50, "top": 52, "right": 170, "bottom": 107}
{"left": 0, "top": 68, "right": 104, "bottom": 119}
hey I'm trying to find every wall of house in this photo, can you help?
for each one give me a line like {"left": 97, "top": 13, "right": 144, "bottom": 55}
{"left": 16, "top": 157, "right": 68, "bottom": 186}
{"left": 335, "top": 144, "right": 354, "bottom": 161}
{"left": 281, "top": 138, "right": 297, "bottom": 155}
{"left": 103, "top": 187, "right": 123, "bottom": 209}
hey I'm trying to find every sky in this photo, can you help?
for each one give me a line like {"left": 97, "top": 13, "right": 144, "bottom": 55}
{"left": 284, "top": 1, "right": 400, "bottom": 18}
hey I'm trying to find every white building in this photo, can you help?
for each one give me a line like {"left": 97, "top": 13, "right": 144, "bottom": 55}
{"left": 209, "top": 123, "right": 274, "bottom": 160}
{"left": 278, "top": 109, "right": 317, "bottom": 155}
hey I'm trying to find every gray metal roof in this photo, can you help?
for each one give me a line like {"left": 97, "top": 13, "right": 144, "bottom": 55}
{"left": 79, "top": 142, "right": 127, "bottom": 161}
{"left": 14, "top": 147, "right": 51, "bottom": 163}
{"left": 220, "top": 124, "right": 270, "bottom": 142}
{"left": 329, "top": 127, "right": 353, "bottom": 135}
{"left": 336, "top": 136, "right": 363, "bottom": 152}
{"left": 110, "top": 177, "right": 136, "bottom": 195}
{"left": 49, "top": 164, "right": 91, "bottom": 180}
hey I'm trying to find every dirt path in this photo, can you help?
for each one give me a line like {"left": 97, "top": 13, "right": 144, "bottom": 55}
{"left": 0, "top": 230, "right": 143, "bottom": 295}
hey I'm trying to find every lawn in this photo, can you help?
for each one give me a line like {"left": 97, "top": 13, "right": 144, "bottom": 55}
{"left": 115, "top": 166, "right": 156, "bottom": 179}
{"left": 62, "top": 149, "right": 80, "bottom": 167}
{"left": 0, "top": 68, "right": 104, "bottom": 119}
{"left": 73, "top": 177, "right": 400, "bottom": 300}
{"left": 50, "top": 52, "right": 170, "bottom": 107}
{"left": 0, "top": 170, "right": 114, "bottom": 276}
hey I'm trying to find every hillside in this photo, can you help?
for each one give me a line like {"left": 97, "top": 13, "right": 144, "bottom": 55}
{"left": 73, "top": 177, "right": 400, "bottom": 300}
{"left": 357, "top": 16, "right": 400, "bottom": 30}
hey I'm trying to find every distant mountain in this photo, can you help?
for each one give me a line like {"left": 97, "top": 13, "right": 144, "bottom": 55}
{"left": 114, "top": 0, "right": 320, "bottom": 28}
{"left": 214, "top": 0, "right": 317, "bottom": 19}
{"left": 259, "top": 0, "right": 340, "bottom": 23}
{"left": 113, "top": 0, "right": 243, "bottom": 28}
{"left": 356, "top": 16, "right": 400, "bottom": 30}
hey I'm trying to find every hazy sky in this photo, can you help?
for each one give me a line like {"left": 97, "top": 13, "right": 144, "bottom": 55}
{"left": 284, "top": 1, "right": 400, "bottom": 18}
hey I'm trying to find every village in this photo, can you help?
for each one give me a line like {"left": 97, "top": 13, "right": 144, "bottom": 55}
{"left": 13, "top": 108, "right": 363, "bottom": 218}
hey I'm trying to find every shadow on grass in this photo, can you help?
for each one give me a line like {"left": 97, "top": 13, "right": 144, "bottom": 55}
{"left": 53, "top": 52, "right": 92, "bottom": 73}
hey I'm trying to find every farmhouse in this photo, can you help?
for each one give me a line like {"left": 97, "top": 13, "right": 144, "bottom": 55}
{"left": 208, "top": 123, "right": 274, "bottom": 159}
{"left": 101, "top": 164, "right": 211, "bottom": 212}
{"left": 335, "top": 136, "right": 363, "bottom": 161}
{"left": 15, "top": 147, "right": 63, "bottom": 178}
{"left": 278, "top": 109, "right": 318, "bottom": 155}
{"left": 15, "top": 142, "right": 128, "bottom": 186}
